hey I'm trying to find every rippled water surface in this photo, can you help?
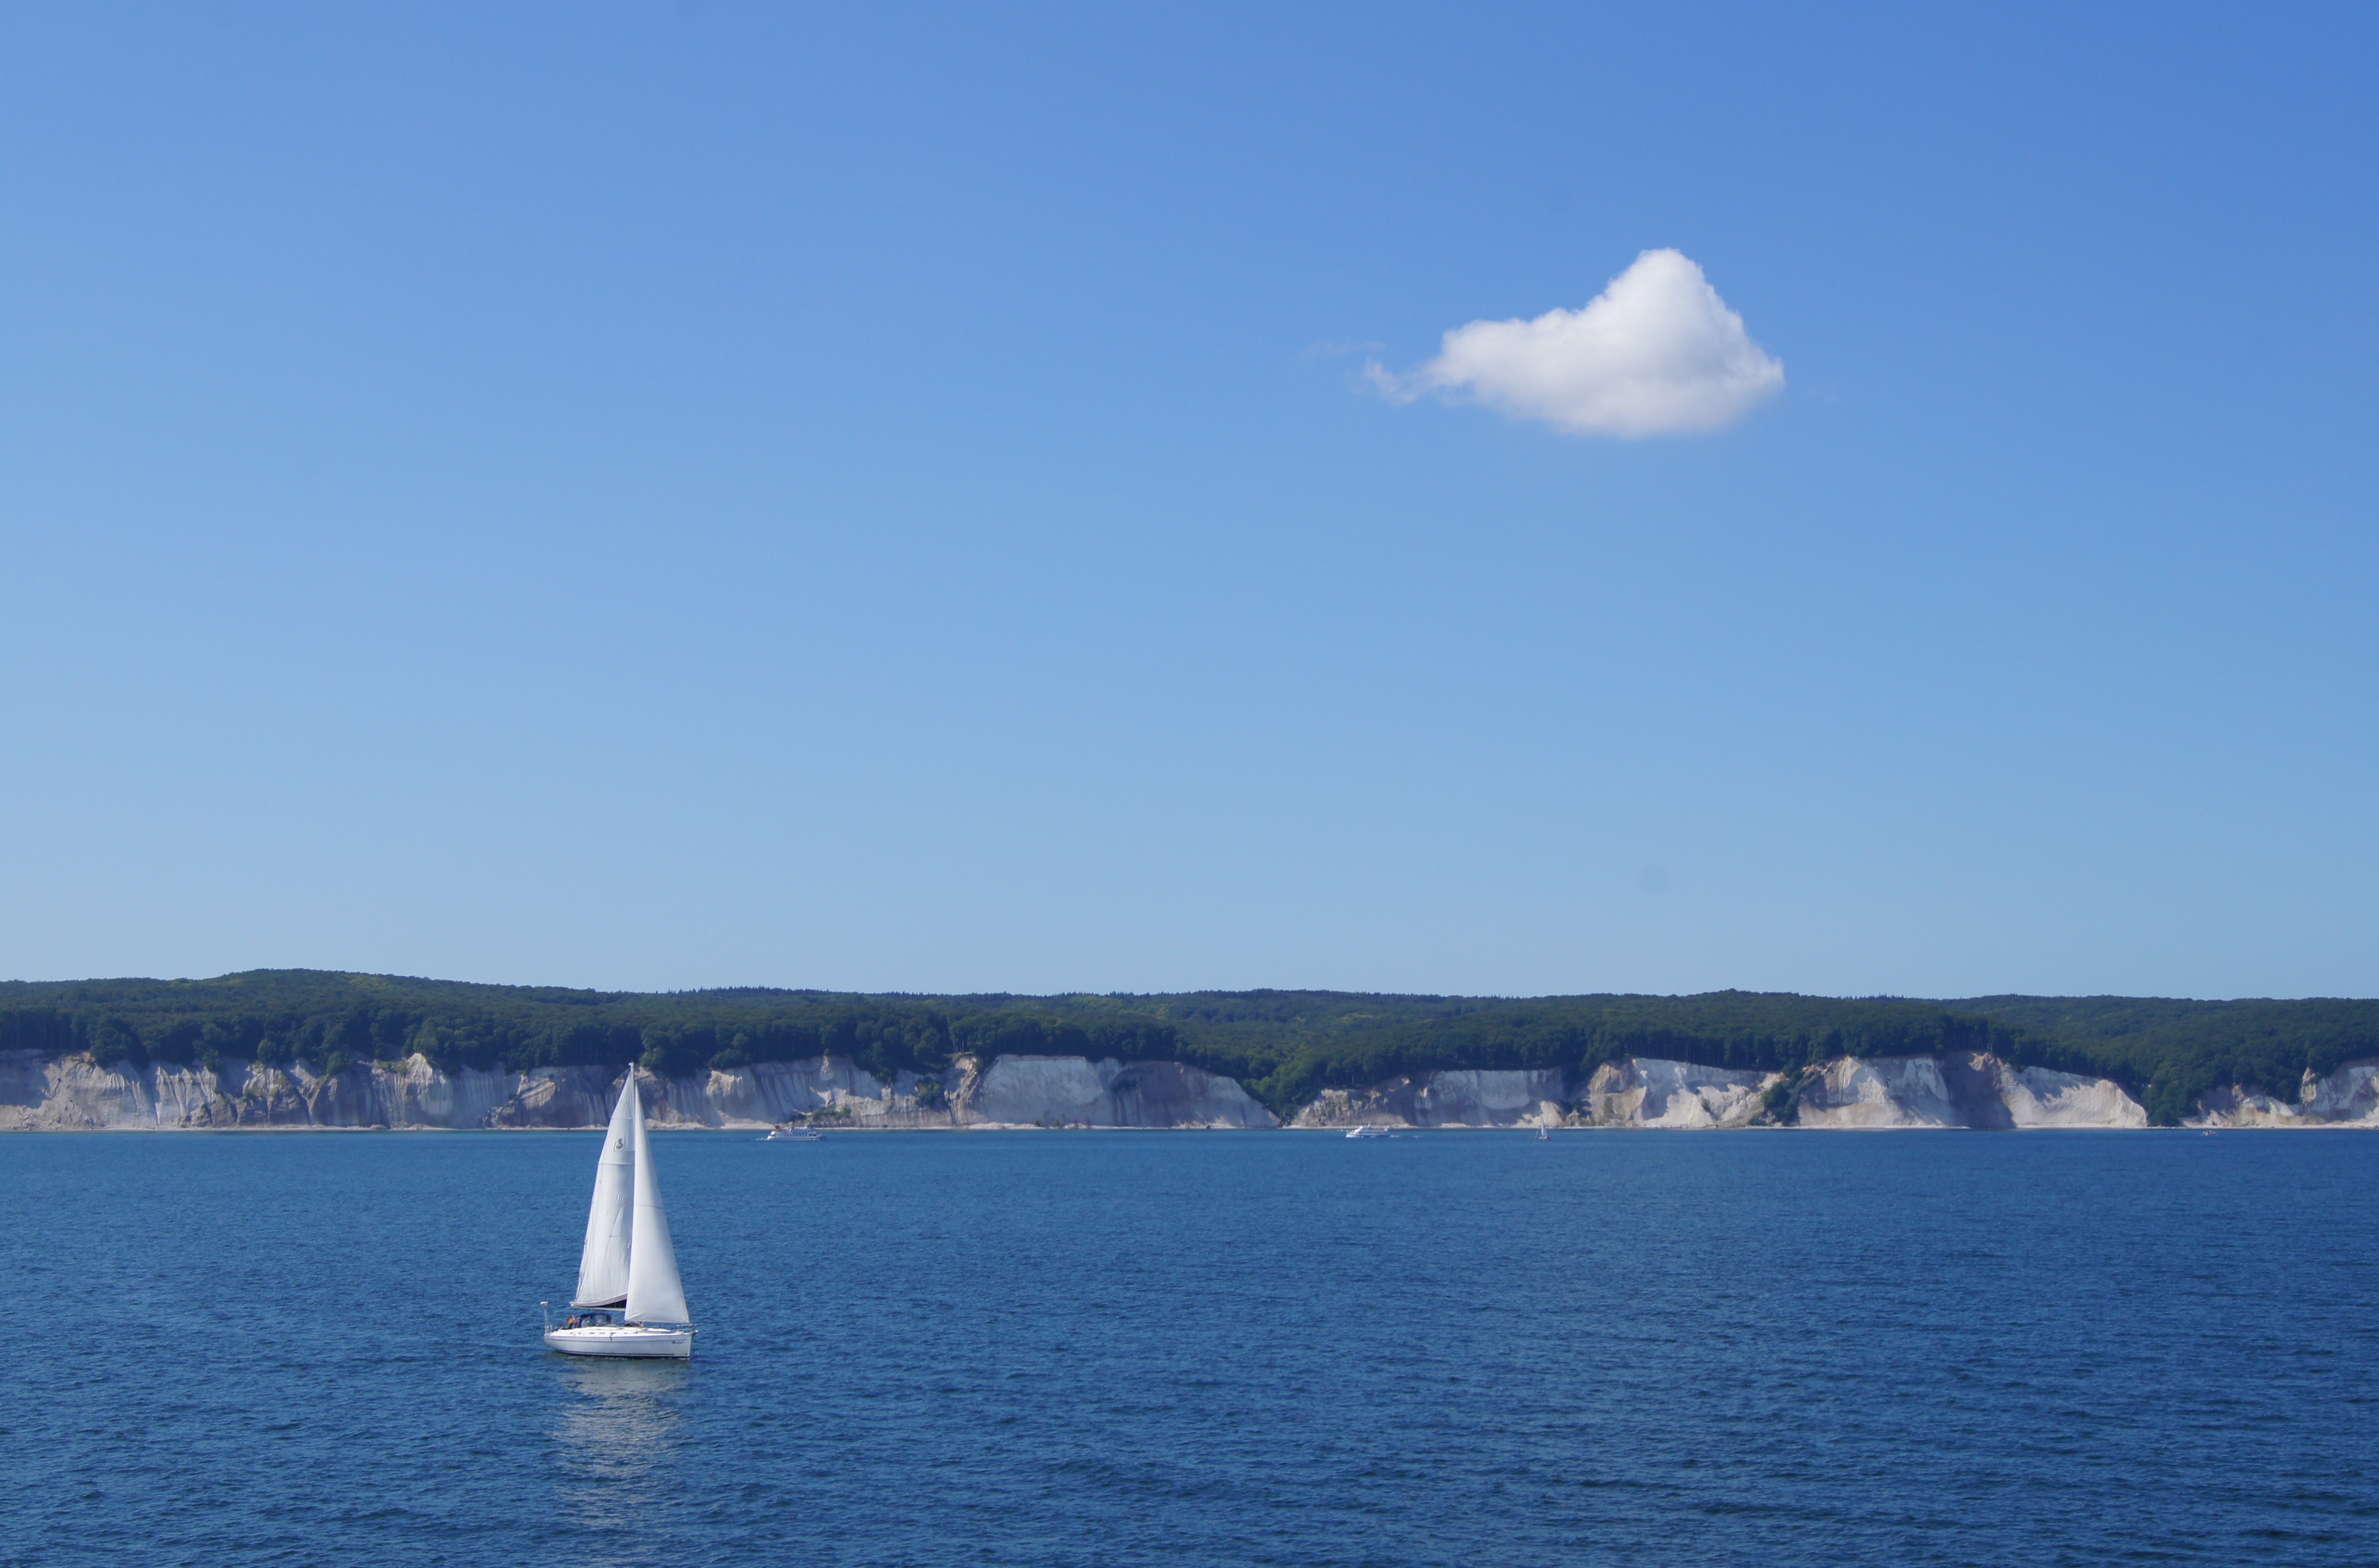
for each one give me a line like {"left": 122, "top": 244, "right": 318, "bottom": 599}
{"left": 6, "top": 1129, "right": 2375, "bottom": 1566}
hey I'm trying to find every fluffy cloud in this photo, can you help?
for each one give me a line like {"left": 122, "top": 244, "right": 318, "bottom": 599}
{"left": 1373, "top": 249, "right": 1783, "bottom": 437}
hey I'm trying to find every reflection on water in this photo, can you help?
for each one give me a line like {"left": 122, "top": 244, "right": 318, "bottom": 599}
{"left": 550, "top": 1355, "right": 689, "bottom": 1536}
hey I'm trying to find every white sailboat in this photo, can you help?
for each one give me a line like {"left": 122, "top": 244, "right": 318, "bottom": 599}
{"left": 542, "top": 1076, "right": 695, "bottom": 1358}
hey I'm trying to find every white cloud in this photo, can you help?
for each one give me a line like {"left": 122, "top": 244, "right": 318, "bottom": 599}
{"left": 1373, "top": 249, "right": 1783, "bottom": 438}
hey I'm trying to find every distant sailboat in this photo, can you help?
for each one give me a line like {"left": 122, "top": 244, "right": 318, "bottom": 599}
{"left": 1536, "top": 1114, "right": 1551, "bottom": 1140}
{"left": 542, "top": 1076, "right": 695, "bottom": 1358}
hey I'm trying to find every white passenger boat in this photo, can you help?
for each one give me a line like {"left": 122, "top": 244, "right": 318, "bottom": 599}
{"left": 543, "top": 1077, "right": 695, "bottom": 1358}
{"left": 764, "top": 1126, "right": 822, "bottom": 1142}
{"left": 1345, "top": 1125, "right": 1391, "bottom": 1139}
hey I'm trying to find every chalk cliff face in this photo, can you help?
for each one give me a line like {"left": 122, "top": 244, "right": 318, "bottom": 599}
{"left": 955, "top": 1055, "right": 1279, "bottom": 1128}
{"left": 1285, "top": 1053, "right": 2146, "bottom": 1131}
{"left": 0, "top": 1052, "right": 412, "bottom": 1129}
{"left": 0, "top": 1050, "right": 595, "bottom": 1130}
{"left": 1787, "top": 1053, "right": 2147, "bottom": 1129}
{"left": 0, "top": 1050, "right": 1275, "bottom": 1130}
{"left": 1793, "top": 1055, "right": 1965, "bottom": 1128}
{"left": 1992, "top": 1061, "right": 2151, "bottom": 1128}
{"left": 1, "top": 1047, "right": 2365, "bottom": 1131}
{"left": 2187, "top": 1061, "right": 2379, "bottom": 1128}
{"left": 0, "top": 1052, "right": 950, "bottom": 1132}
{"left": 688, "top": 1058, "right": 949, "bottom": 1128}
{"left": 1580, "top": 1058, "right": 1776, "bottom": 1128}
{"left": 1291, "top": 1069, "right": 1568, "bottom": 1129}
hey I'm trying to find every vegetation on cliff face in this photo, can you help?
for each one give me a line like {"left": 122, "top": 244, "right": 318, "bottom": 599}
{"left": 2, "top": 972, "right": 2373, "bottom": 1125}
{"left": 1950, "top": 996, "right": 2379, "bottom": 1126}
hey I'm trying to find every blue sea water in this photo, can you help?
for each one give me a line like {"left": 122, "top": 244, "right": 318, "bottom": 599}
{"left": 4, "top": 1129, "right": 2374, "bottom": 1567}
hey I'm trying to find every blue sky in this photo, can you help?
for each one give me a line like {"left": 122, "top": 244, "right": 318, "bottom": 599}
{"left": 2, "top": 3, "right": 2373, "bottom": 998}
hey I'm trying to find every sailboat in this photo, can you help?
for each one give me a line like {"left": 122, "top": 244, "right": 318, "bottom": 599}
{"left": 542, "top": 1076, "right": 695, "bottom": 1358}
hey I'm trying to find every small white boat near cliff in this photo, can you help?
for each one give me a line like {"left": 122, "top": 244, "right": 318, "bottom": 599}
{"left": 1345, "top": 1125, "right": 1391, "bottom": 1139}
{"left": 543, "top": 1077, "right": 695, "bottom": 1359}
{"left": 765, "top": 1126, "right": 822, "bottom": 1142}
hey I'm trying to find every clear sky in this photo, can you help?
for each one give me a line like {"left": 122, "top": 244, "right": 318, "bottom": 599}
{"left": 2, "top": 3, "right": 2373, "bottom": 999}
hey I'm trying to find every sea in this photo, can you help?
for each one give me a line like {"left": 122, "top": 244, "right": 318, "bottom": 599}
{"left": 4, "top": 1128, "right": 2373, "bottom": 1567}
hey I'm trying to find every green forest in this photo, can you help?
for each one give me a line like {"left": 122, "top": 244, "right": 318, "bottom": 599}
{"left": 2, "top": 971, "right": 2374, "bottom": 1125}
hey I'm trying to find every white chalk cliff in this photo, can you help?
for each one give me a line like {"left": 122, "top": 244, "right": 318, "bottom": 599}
{"left": 1290, "top": 1069, "right": 1569, "bottom": 1129}
{"left": 1580, "top": 1058, "right": 1775, "bottom": 1128}
{"left": 1782, "top": 1052, "right": 2148, "bottom": 1129}
{"left": 1, "top": 1046, "right": 2369, "bottom": 1132}
{"left": 0, "top": 1050, "right": 1273, "bottom": 1131}
{"left": 2187, "top": 1062, "right": 2379, "bottom": 1128}
{"left": 955, "top": 1055, "right": 1278, "bottom": 1128}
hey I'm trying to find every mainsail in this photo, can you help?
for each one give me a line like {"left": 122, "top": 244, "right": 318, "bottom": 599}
{"left": 571, "top": 1078, "right": 637, "bottom": 1308}
{"left": 623, "top": 1075, "right": 692, "bottom": 1326}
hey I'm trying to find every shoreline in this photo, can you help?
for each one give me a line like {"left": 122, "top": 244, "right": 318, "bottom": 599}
{"left": 7, "top": 1048, "right": 2372, "bottom": 1133}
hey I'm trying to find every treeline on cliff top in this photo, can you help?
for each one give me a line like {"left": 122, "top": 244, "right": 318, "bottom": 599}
{"left": 0, "top": 971, "right": 2373, "bottom": 1124}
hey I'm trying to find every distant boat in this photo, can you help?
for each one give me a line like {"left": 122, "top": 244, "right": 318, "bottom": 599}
{"left": 543, "top": 1077, "right": 695, "bottom": 1359}
{"left": 765, "top": 1126, "right": 822, "bottom": 1142}
{"left": 1536, "top": 1116, "right": 1551, "bottom": 1140}
{"left": 1345, "top": 1125, "right": 1391, "bottom": 1139}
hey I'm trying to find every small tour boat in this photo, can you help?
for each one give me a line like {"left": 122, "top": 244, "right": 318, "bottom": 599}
{"left": 1345, "top": 1125, "right": 1391, "bottom": 1139}
{"left": 765, "top": 1125, "right": 822, "bottom": 1142}
{"left": 543, "top": 1077, "right": 695, "bottom": 1359}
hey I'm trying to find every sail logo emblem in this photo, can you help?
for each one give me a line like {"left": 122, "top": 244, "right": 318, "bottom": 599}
{"left": 614, "top": 1137, "right": 624, "bottom": 1149}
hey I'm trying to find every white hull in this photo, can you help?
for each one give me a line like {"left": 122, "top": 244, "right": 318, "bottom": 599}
{"left": 544, "top": 1324, "right": 692, "bottom": 1359}
{"left": 549, "top": 1078, "right": 697, "bottom": 1358}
